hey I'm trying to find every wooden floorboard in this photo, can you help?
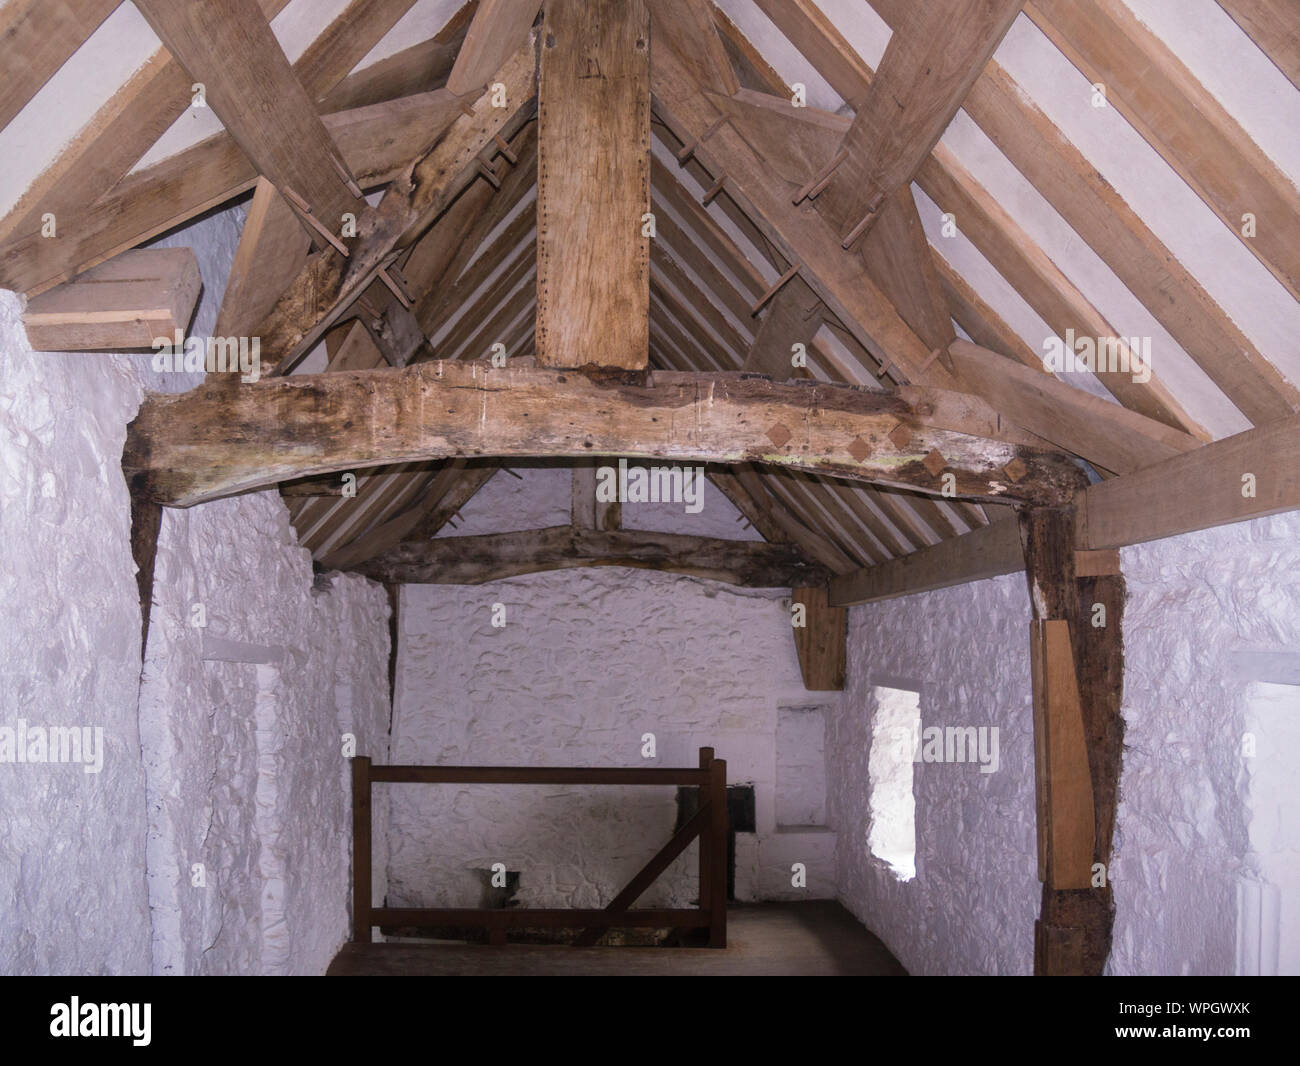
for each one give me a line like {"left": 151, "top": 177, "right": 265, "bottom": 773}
{"left": 326, "top": 901, "right": 907, "bottom": 976}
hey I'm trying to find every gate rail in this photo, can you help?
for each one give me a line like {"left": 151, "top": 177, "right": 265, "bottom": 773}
{"left": 352, "top": 746, "right": 728, "bottom": 947}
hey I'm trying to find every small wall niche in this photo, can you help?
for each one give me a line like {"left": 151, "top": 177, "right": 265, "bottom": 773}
{"left": 776, "top": 704, "right": 830, "bottom": 829}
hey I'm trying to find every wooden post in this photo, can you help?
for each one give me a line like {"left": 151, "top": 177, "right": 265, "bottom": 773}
{"left": 709, "top": 756, "right": 728, "bottom": 948}
{"left": 487, "top": 912, "right": 507, "bottom": 947}
{"left": 535, "top": 0, "right": 650, "bottom": 369}
{"left": 791, "top": 586, "right": 847, "bottom": 690}
{"left": 352, "top": 755, "right": 372, "bottom": 943}
{"left": 1020, "top": 506, "right": 1122, "bottom": 975}
{"left": 697, "top": 746, "right": 713, "bottom": 921}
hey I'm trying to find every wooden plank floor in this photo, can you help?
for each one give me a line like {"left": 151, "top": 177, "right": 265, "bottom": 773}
{"left": 328, "top": 901, "right": 907, "bottom": 975}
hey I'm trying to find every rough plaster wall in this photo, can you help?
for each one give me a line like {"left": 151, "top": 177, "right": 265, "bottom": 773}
{"left": 1110, "top": 511, "right": 1300, "bottom": 976}
{"left": 828, "top": 573, "right": 1039, "bottom": 976}
{"left": 1244, "top": 681, "right": 1300, "bottom": 975}
{"left": 0, "top": 290, "right": 152, "bottom": 976}
{"left": 0, "top": 197, "right": 391, "bottom": 973}
{"left": 138, "top": 498, "right": 390, "bottom": 975}
{"left": 390, "top": 568, "right": 835, "bottom": 911}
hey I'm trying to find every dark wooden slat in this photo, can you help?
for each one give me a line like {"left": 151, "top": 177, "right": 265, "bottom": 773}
{"left": 352, "top": 756, "right": 372, "bottom": 943}
{"left": 372, "top": 908, "right": 710, "bottom": 928}
{"left": 370, "top": 765, "right": 709, "bottom": 785}
{"left": 708, "top": 757, "right": 728, "bottom": 948}
{"left": 697, "top": 746, "right": 714, "bottom": 926}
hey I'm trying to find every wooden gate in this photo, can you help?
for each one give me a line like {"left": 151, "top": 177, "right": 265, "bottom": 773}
{"left": 352, "top": 746, "right": 728, "bottom": 947}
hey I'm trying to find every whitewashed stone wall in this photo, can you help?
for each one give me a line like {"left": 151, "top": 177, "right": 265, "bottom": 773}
{"left": 0, "top": 291, "right": 154, "bottom": 976}
{"left": 828, "top": 573, "right": 1040, "bottom": 976}
{"left": 138, "top": 500, "right": 390, "bottom": 975}
{"left": 389, "top": 562, "right": 833, "bottom": 911}
{"left": 0, "top": 203, "right": 391, "bottom": 975}
{"left": 1110, "top": 511, "right": 1300, "bottom": 976}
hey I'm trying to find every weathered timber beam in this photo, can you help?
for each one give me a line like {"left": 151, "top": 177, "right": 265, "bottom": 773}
{"left": 134, "top": 0, "right": 365, "bottom": 230}
{"left": 827, "top": 511, "right": 1023, "bottom": 607}
{"left": 122, "top": 364, "right": 1087, "bottom": 508}
{"left": 1077, "top": 414, "right": 1300, "bottom": 549}
{"left": 348, "top": 525, "right": 826, "bottom": 587}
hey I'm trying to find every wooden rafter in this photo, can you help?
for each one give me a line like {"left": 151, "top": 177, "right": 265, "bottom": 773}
{"left": 814, "top": 0, "right": 1024, "bottom": 246}
{"left": 828, "top": 511, "right": 1023, "bottom": 606}
{"left": 446, "top": 0, "right": 542, "bottom": 95}
{"left": 1077, "top": 413, "right": 1300, "bottom": 550}
{"left": 948, "top": 339, "right": 1201, "bottom": 475}
{"left": 1214, "top": 0, "right": 1300, "bottom": 92}
{"left": 0, "top": 0, "right": 119, "bottom": 132}
{"left": 713, "top": 88, "right": 1207, "bottom": 438}
{"left": 650, "top": 28, "right": 960, "bottom": 387}
{"left": 1028, "top": 0, "right": 1300, "bottom": 303}
{"left": 0, "top": 89, "right": 466, "bottom": 297}
{"left": 252, "top": 40, "right": 538, "bottom": 374}
{"left": 0, "top": 0, "right": 290, "bottom": 249}
{"left": 750, "top": 0, "right": 1298, "bottom": 428}
{"left": 961, "top": 61, "right": 1299, "bottom": 425}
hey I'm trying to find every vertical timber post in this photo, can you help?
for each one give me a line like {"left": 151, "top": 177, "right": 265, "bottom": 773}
{"left": 352, "top": 755, "right": 372, "bottom": 943}
{"left": 709, "top": 756, "right": 728, "bottom": 948}
{"left": 1021, "top": 505, "right": 1123, "bottom": 975}
{"left": 698, "top": 746, "right": 713, "bottom": 926}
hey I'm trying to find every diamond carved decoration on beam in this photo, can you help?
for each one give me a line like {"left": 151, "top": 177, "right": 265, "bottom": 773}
{"left": 767, "top": 422, "right": 793, "bottom": 449}
{"left": 922, "top": 448, "right": 947, "bottom": 477}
